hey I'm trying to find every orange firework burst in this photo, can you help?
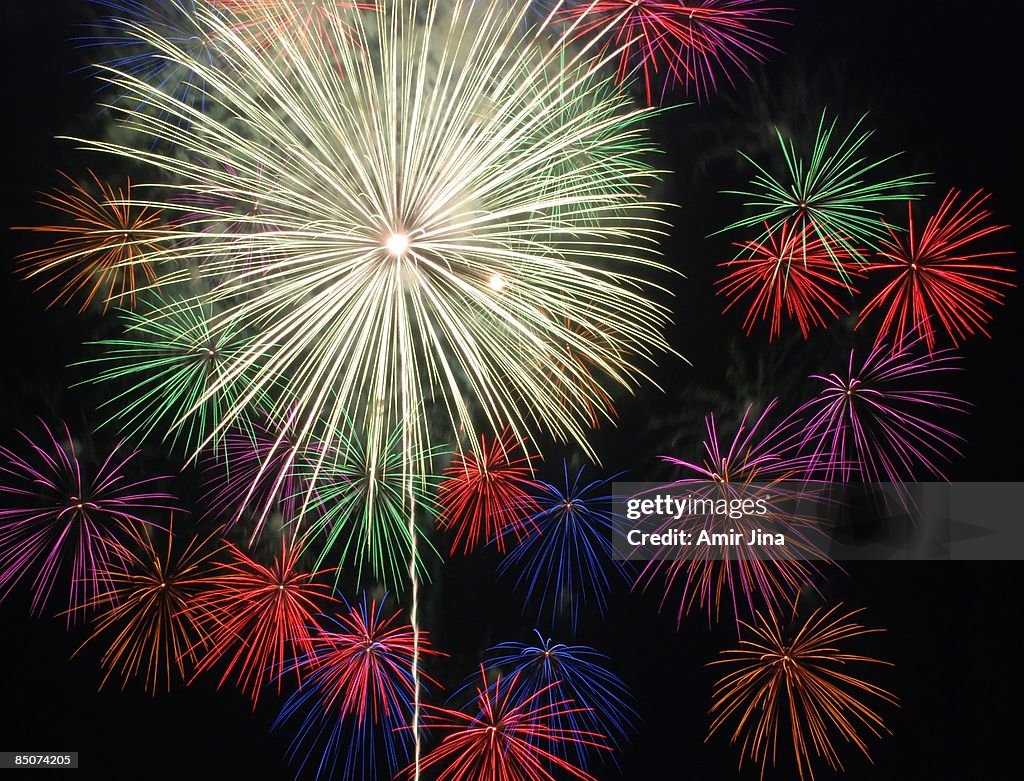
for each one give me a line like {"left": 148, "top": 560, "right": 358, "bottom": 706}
{"left": 15, "top": 170, "right": 164, "bottom": 313}
{"left": 534, "top": 313, "right": 623, "bottom": 429}
{"left": 707, "top": 603, "right": 897, "bottom": 781}
{"left": 76, "top": 521, "right": 224, "bottom": 695}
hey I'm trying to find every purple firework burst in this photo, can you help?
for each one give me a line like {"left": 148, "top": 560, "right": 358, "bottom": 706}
{"left": 201, "top": 408, "right": 322, "bottom": 541}
{"left": 0, "top": 420, "right": 176, "bottom": 623}
{"left": 635, "top": 401, "right": 830, "bottom": 627}
{"left": 797, "top": 333, "right": 968, "bottom": 485}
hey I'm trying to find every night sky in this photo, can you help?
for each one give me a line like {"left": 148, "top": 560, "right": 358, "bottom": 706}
{"left": 1, "top": 2, "right": 1021, "bottom": 780}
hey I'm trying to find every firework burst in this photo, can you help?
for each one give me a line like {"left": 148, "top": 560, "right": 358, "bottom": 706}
{"left": 199, "top": 407, "right": 317, "bottom": 538}
{"left": 558, "top": 0, "right": 789, "bottom": 105}
{"left": 78, "top": 293, "right": 258, "bottom": 459}
{"left": 76, "top": 521, "right": 224, "bottom": 694}
{"left": 209, "top": 0, "right": 373, "bottom": 58}
{"left": 410, "top": 665, "right": 608, "bottom": 781}
{"left": 708, "top": 603, "right": 897, "bottom": 781}
{"left": 797, "top": 334, "right": 967, "bottom": 485}
{"left": 82, "top": 0, "right": 229, "bottom": 122}
{"left": 437, "top": 428, "right": 542, "bottom": 555}
{"left": 0, "top": 420, "right": 175, "bottom": 623}
{"left": 717, "top": 219, "right": 860, "bottom": 340}
{"left": 481, "top": 631, "right": 636, "bottom": 768}
{"left": 275, "top": 593, "right": 440, "bottom": 781}
{"left": 721, "top": 111, "right": 928, "bottom": 272}
{"left": 498, "top": 463, "right": 629, "bottom": 631}
{"left": 188, "top": 535, "right": 334, "bottom": 705}
{"left": 296, "top": 418, "right": 441, "bottom": 590}
{"left": 635, "top": 401, "right": 829, "bottom": 626}
{"left": 15, "top": 170, "right": 163, "bottom": 313}
{"left": 70, "top": 0, "right": 675, "bottom": 482}
{"left": 858, "top": 188, "right": 1015, "bottom": 351}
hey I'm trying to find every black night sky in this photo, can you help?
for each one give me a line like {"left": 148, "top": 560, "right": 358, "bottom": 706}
{"left": 1, "top": 2, "right": 1021, "bottom": 780}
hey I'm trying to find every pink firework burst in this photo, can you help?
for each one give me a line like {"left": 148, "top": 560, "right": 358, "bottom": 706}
{"left": 857, "top": 188, "right": 1015, "bottom": 352}
{"left": 407, "top": 666, "right": 608, "bottom": 781}
{"left": 558, "top": 0, "right": 790, "bottom": 105}
{"left": 635, "top": 401, "right": 830, "bottom": 626}
{"left": 0, "top": 420, "right": 175, "bottom": 624}
{"left": 718, "top": 219, "right": 860, "bottom": 340}
{"left": 188, "top": 534, "right": 334, "bottom": 706}
{"left": 797, "top": 334, "right": 968, "bottom": 485}
{"left": 436, "top": 428, "right": 542, "bottom": 555}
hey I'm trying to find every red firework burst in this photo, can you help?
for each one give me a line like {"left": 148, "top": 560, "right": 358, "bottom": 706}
{"left": 305, "top": 595, "right": 438, "bottom": 723}
{"left": 858, "top": 188, "right": 1015, "bottom": 352}
{"left": 407, "top": 666, "right": 608, "bottom": 781}
{"left": 558, "top": 0, "right": 789, "bottom": 105}
{"left": 15, "top": 171, "right": 164, "bottom": 313}
{"left": 77, "top": 521, "right": 225, "bottom": 694}
{"left": 717, "top": 219, "right": 860, "bottom": 340}
{"left": 276, "top": 594, "right": 443, "bottom": 781}
{"left": 211, "top": 0, "right": 374, "bottom": 57}
{"left": 436, "top": 428, "right": 542, "bottom": 555}
{"left": 189, "top": 535, "right": 334, "bottom": 705}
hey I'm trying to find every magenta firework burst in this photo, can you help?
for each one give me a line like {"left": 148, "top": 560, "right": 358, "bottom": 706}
{"left": 0, "top": 420, "right": 176, "bottom": 623}
{"left": 797, "top": 334, "right": 968, "bottom": 484}
{"left": 635, "top": 401, "right": 829, "bottom": 626}
{"left": 200, "top": 408, "right": 318, "bottom": 540}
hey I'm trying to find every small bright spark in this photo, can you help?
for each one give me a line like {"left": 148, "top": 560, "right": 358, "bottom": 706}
{"left": 385, "top": 232, "right": 410, "bottom": 258}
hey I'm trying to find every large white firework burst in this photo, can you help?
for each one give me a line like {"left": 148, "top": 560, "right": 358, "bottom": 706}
{"left": 72, "top": 0, "right": 677, "bottom": 484}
